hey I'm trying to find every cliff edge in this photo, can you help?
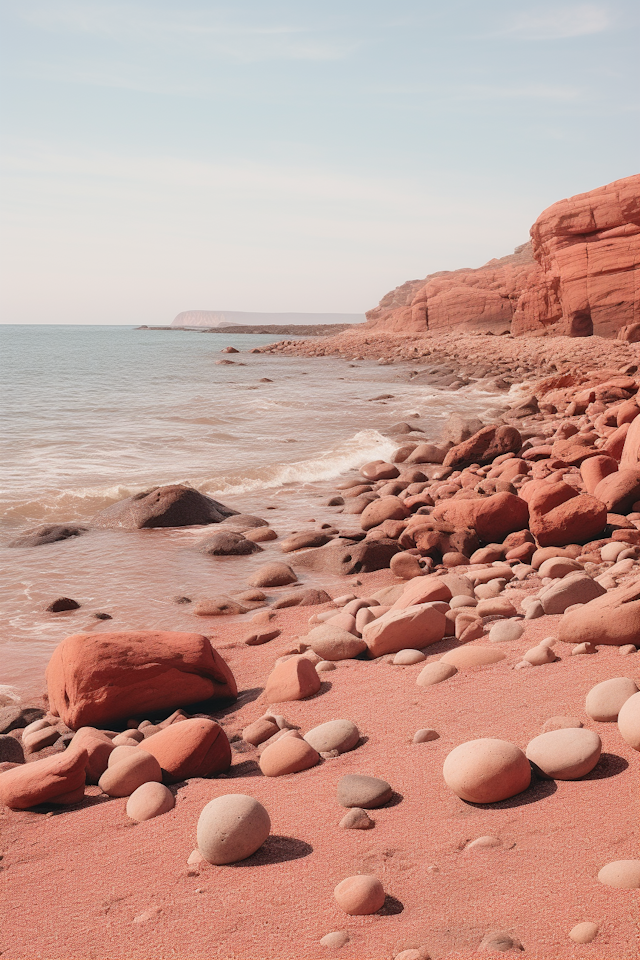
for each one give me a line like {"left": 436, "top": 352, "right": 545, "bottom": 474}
{"left": 366, "top": 173, "right": 640, "bottom": 339}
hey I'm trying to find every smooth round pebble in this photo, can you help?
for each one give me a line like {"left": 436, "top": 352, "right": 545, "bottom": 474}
{"left": 617, "top": 691, "right": 640, "bottom": 749}
{"left": 320, "top": 931, "right": 350, "bottom": 949}
{"left": 443, "top": 738, "right": 531, "bottom": 803}
{"left": 413, "top": 729, "right": 439, "bottom": 743}
{"left": 571, "top": 642, "right": 597, "bottom": 655}
{"left": 488, "top": 620, "right": 524, "bottom": 643}
{"left": 334, "top": 875, "right": 385, "bottom": 915}
{"left": 449, "top": 595, "right": 477, "bottom": 608}
{"left": 585, "top": 677, "right": 639, "bottom": 722}
{"left": 316, "top": 660, "right": 336, "bottom": 672}
{"left": 394, "top": 950, "right": 431, "bottom": 960}
{"left": 126, "top": 781, "right": 175, "bottom": 821}
{"left": 568, "top": 922, "right": 599, "bottom": 944}
{"left": 619, "top": 644, "right": 637, "bottom": 655}
{"left": 465, "top": 836, "right": 501, "bottom": 849}
{"left": 393, "top": 649, "right": 426, "bottom": 665}
{"left": 597, "top": 859, "right": 640, "bottom": 888}
{"left": 440, "top": 646, "right": 505, "bottom": 669}
{"left": 523, "top": 644, "right": 556, "bottom": 665}
{"left": 478, "top": 931, "right": 523, "bottom": 953}
{"left": 197, "top": 794, "right": 271, "bottom": 865}
{"left": 107, "top": 744, "right": 140, "bottom": 767}
{"left": 525, "top": 727, "right": 601, "bottom": 780}
{"left": 337, "top": 774, "right": 392, "bottom": 808}
{"left": 304, "top": 720, "right": 360, "bottom": 754}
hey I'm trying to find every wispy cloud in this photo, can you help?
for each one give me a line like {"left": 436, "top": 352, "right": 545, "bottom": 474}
{"left": 13, "top": 1, "right": 359, "bottom": 62}
{"left": 498, "top": 3, "right": 610, "bottom": 40}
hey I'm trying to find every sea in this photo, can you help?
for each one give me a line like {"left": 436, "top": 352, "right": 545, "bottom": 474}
{"left": 1, "top": 324, "right": 512, "bottom": 698}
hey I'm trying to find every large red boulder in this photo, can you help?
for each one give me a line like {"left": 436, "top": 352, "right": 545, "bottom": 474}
{"left": 559, "top": 580, "right": 640, "bottom": 646}
{"left": 581, "top": 455, "right": 619, "bottom": 494}
{"left": 594, "top": 469, "right": 640, "bottom": 514}
{"left": 46, "top": 631, "right": 237, "bottom": 729}
{"left": 0, "top": 747, "right": 87, "bottom": 809}
{"left": 530, "top": 489, "right": 607, "bottom": 547}
{"left": 621, "top": 416, "right": 640, "bottom": 468}
{"left": 443, "top": 426, "right": 522, "bottom": 470}
{"left": 474, "top": 493, "right": 529, "bottom": 543}
{"left": 139, "top": 718, "right": 231, "bottom": 782}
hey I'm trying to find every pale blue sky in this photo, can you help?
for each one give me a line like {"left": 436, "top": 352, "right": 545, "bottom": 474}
{"left": 1, "top": 1, "right": 638, "bottom": 323}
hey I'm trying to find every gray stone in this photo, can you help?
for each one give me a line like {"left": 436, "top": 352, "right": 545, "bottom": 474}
{"left": 337, "top": 774, "right": 393, "bottom": 809}
{"left": 539, "top": 573, "right": 606, "bottom": 615}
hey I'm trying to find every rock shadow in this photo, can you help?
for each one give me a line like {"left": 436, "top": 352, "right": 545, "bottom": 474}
{"left": 308, "top": 681, "right": 332, "bottom": 699}
{"left": 34, "top": 792, "right": 114, "bottom": 815}
{"left": 382, "top": 791, "right": 404, "bottom": 808}
{"left": 582, "top": 753, "right": 629, "bottom": 780}
{"left": 464, "top": 778, "right": 557, "bottom": 810}
{"left": 224, "top": 759, "right": 263, "bottom": 779}
{"left": 229, "top": 835, "right": 312, "bottom": 867}
{"left": 212, "top": 687, "right": 264, "bottom": 718}
{"left": 377, "top": 895, "right": 404, "bottom": 916}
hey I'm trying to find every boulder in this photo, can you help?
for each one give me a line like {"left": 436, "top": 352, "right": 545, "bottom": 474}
{"left": 139, "top": 718, "right": 231, "bottom": 782}
{"left": 0, "top": 747, "right": 87, "bottom": 809}
{"left": 443, "top": 425, "right": 522, "bottom": 470}
{"left": 45, "top": 631, "right": 237, "bottom": 729}
{"left": 197, "top": 794, "right": 271, "bottom": 864}
{"left": 617, "top": 692, "right": 640, "bottom": 749}
{"left": 360, "top": 497, "right": 409, "bottom": 531}
{"left": 0, "top": 705, "right": 45, "bottom": 735}
{"left": 264, "top": 656, "right": 322, "bottom": 703}
{"left": 279, "top": 532, "right": 331, "bottom": 552}
{"left": 334, "top": 875, "right": 385, "bottom": 916}
{"left": 196, "top": 531, "right": 262, "bottom": 556}
{"left": 594, "top": 469, "right": 640, "bottom": 514}
{"left": 292, "top": 538, "right": 400, "bottom": 576}
{"left": 539, "top": 573, "right": 607, "bottom": 615}
{"left": 360, "top": 461, "right": 399, "bottom": 481}
{"left": 271, "top": 588, "right": 331, "bottom": 609}
{"left": 525, "top": 728, "right": 601, "bottom": 779}
{"left": 585, "top": 677, "right": 639, "bottom": 721}
{"left": 559, "top": 579, "right": 640, "bottom": 646}
{"left": 98, "top": 751, "right": 163, "bottom": 797}
{"left": 530, "top": 492, "right": 607, "bottom": 547}
{"left": 126, "top": 782, "right": 175, "bottom": 821}
{"left": 304, "top": 720, "right": 360, "bottom": 754}
{"left": 91, "top": 485, "right": 237, "bottom": 529}
{"left": 474, "top": 493, "right": 530, "bottom": 543}
{"left": 7, "top": 524, "right": 88, "bottom": 548}
{"left": 259, "top": 734, "right": 320, "bottom": 776}
{"left": 337, "top": 774, "right": 393, "bottom": 808}
{"left": 443, "top": 738, "right": 531, "bottom": 803}
{"left": 362, "top": 603, "right": 446, "bottom": 657}
{"left": 581, "top": 455, "right": 621, "bottom": 494}
{"left": 306, "top": 626, "right": 366, "bottom": 661}
{"left": 391, "top": 575, "right": 452, "bottom": 609}
{"left": 247, "top": 562, "right": 297, "bottom": 587}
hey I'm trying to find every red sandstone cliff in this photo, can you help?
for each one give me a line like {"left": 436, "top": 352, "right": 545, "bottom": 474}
{"left": 366, "top": 174, "right": 640, "bottom": 339}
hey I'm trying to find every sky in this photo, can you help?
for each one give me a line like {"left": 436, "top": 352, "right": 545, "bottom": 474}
{"left": 1, "top": 1, "right": 639, "bottom": 324}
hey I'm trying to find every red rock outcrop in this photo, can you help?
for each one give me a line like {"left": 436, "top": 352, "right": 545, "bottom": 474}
{"left": 366, "top": 174, "right": 640, "bottom": 338}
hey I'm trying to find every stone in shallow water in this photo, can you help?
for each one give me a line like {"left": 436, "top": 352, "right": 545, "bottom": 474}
{"left": 337, "top": 774, "right": 393, "bottom": 809}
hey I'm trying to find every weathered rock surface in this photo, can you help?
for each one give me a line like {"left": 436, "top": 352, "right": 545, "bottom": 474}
{"left": 7, "top": 524, "right": 88, "bottom": 548}
{"left": 139, "top": 718, "right": 231, "bottom": 782}
{"left": 259, "top": 734, "right": 320, "bottom": 776}
{"left": 264, "top": 656, "right": 322, "bottom": 703}
{"left": 559, "top": 579, "right": 640, "bottom": 646}
{"left": 45, "top": 631, "right": 237, "bottom": 729}
{"left": 0, "top": 747, "right": 87, "bottom": 809}
{"left": 365, "top": 174, "right": 640, "bottom": 339}
{"left": 362, "top": 603, "right": 446, "bottom": 657}
{"left": 91, "top": 485, "right": 237, "bottom": 529}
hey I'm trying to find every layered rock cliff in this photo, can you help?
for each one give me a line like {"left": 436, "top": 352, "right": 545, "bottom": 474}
{"left": 366, "top": 174, "right": 640, "bottom": 339}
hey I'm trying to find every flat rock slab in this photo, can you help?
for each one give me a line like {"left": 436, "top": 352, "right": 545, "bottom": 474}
{"left": 337, "top": 774, "right": 393, "bottom": 809}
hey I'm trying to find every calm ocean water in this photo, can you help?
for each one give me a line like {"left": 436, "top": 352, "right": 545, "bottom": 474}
{"left": 1, "top": 325, "right": 509, "bottom": 696}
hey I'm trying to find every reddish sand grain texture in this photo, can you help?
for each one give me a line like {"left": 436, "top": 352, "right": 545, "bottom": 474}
{"left": 1, "top": 569, "right": 638, "bottom": 960}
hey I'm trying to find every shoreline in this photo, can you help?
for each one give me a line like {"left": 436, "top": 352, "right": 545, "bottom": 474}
{"left": 2, "top": 330, "right": 640, "bottom": 959}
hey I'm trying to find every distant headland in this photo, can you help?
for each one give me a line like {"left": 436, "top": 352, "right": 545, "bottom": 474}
{"left": 171, "top": 310, "right": 365, "bottom": 327}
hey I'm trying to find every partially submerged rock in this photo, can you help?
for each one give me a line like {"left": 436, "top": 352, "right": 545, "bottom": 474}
{"left": 91, "top": 485, "right": 237, "bottom": 530}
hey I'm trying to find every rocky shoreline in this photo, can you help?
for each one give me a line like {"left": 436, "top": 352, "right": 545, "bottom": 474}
{"left": 2, "top": 332, "right": 640, "bottom": 959}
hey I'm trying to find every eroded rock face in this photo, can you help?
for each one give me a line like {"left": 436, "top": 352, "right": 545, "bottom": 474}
{"left": 365, "top": 174, "right": 640, "bottom": 338}
{"left": 45, "top": 631, "right": 237, "bottom": 729}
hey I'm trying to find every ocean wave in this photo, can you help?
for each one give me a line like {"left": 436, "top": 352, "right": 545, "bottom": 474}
{"left": 0, "top": 430, "right": 398, "bottom": 524}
